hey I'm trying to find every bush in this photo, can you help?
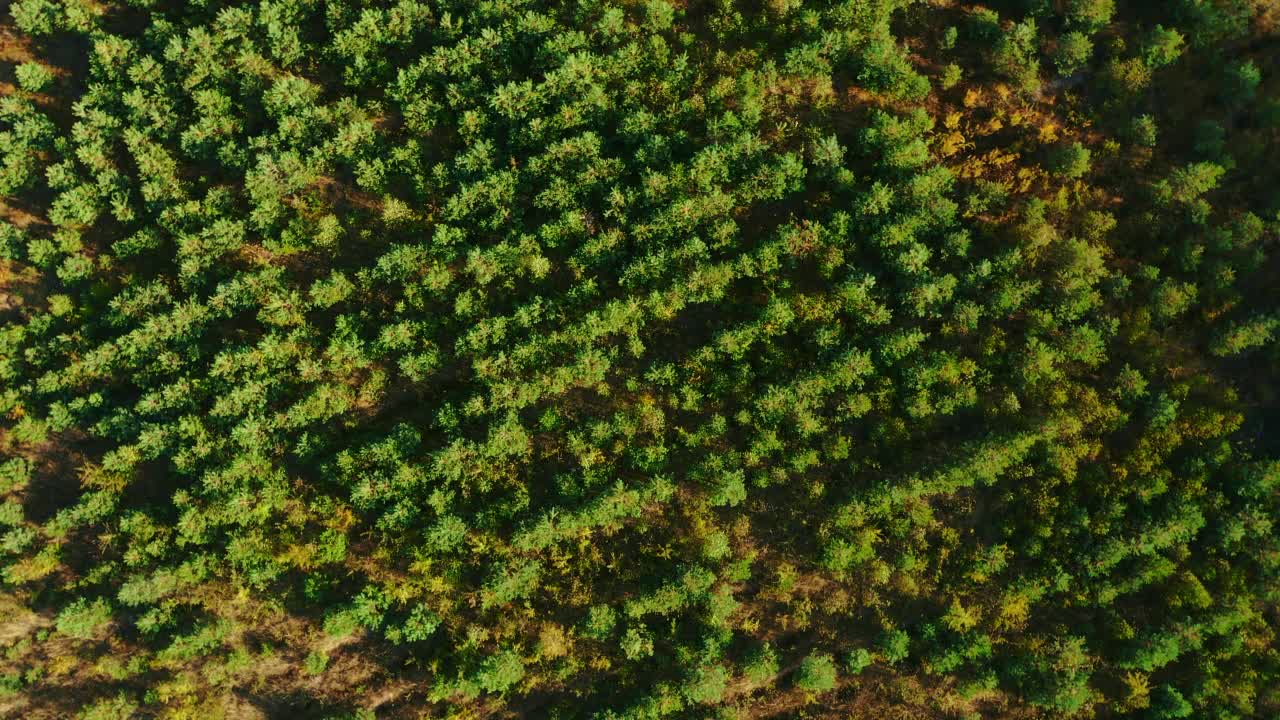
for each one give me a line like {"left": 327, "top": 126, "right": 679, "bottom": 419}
{"left": 304, "top": 651, "right": 329, "bottom": 675}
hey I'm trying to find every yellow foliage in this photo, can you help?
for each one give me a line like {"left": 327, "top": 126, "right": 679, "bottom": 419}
{"left": 278, "top": 543, "right": 314, "bottom": 570}
{"left": 425, "top": 574, "right": 451, "bottom": 595}
{"left": 386, "top": 580, "right": 420, "bottom": 605}
{"left": 988, "top": 149, "right": 1017, "bottom": 168}
{"left": 1122, "top": 671, "right": 1152, "bottom": 710}
{"left": 786, "top": 598, "right": 815, "bottom": 631}
{"left": 963, "top": 88, "right": 983, "bottom": 108}
{"left": 5, "top": 550, "right": 59, "bottom": 583}
{"left": 95, "top": 656, "right": 127, "bottom": 680}
{"left": 152, "top": 673, "right": 199, "bottom": 706}
{"left": 938, "top": 131, "right": 968, "bottom": 158}
{"left": 79, "top": 463, "right": 129, "bottom": 492}
{"left": 538, "top": 623, "right": 570, "bottom": 659}
{"left": 942, "top": 598, "right": 979, "bottom": 632}
{"left": 957, "top": 157, "right": 987, "bottom": 179}
{"left": 327, "top": 506, "right": 356, "bottom": 532}
{"left": 49, "top": 655, "right": 79, "bottom": 676}
{"left": 994, "top": 592, "right": 1030, "bottom": 632}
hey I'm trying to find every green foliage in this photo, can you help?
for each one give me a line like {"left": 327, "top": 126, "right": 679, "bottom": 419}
{"left": 1047, "top": 142, "right": 1093, "bottom": 179}
{"left": 844, "top": 648, "right": 872, "bottom": 675}
{"left": 793, "top": 653, "right": 837, "bottom": 693}
{"left": 55, "top": 598, "right": 112, "bottom": 640}
{"left": 742, "top": 643, "right": 779, "bottom": 686}
{"left": 941, "top": 27, "right": 958, "bottom": 51}
{"left": 992, "top": 19, "right": 1042, "bottom": 93}
{"left": 621, "top": 626, "right": 655, "bottom": 660}
{"left": 583, "top": 605, "right": 617, "bottom": 641}
{"left": 1054, "top": 32, "right": 1093, "bottom": 76}
{"left": 10, "top": 0, "right": 62, "bottom": 36}
{"left": 303, "top": 651, "right": 329, "bottom": 675}
{"left": 1011, "top": 636, "right": 1094, "bottom": 713}
{"left": 1149, "top": 684, "right": 1193, "bottom": 719}
{"left": 474, "top": 650, "right": 525, "bottom": 695}
{"left": 684, "top": 665, "right": 728, "bottom": 704}
{"left": 1130, "top": 115, "right": 1159, "bottom": 147}
{"left": 1222, "top": 60, "right": 1261, "bottom": 107}
{"left": 0, "top": 1, "right": 1277, "bottom": 717}
{"left": 1143, "top": 25, "right": 1185, "bottom": 69}
{"left": 1067, "top": 0, "right": 1115, "bottom": 32}
{"left": 879, "top": 629, "right": 911, "bottom": 666}
{"left": 400, "top": 606, "right": 441, "bottom": 643}
{"left": 78, "top": 694, "right": 138, "bottom": 720}
{"left": 14, "top": 63, "right": 54, "bottom": 93}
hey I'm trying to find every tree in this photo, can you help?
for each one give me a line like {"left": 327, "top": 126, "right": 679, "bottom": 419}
{"left": 794, "top": 653, "right": 837, "bottom": 693}
{"left": 1009, "top": 636, "right": 1093, "bottom": 713}
{"left": 941, "top": 63, "right": 962, "bottom": 89}
{"left": 1221, "top": 61, "right": 1261, "bottom": 107}
{"left": 1047, "top": 142, "right": 1092, "bottom": 179}
{"left": 2, "top": 1, "right": 1279, "bottom": 717}
{"left": 743, "top": 643, "right": 779, "bottom": 686}
{"left": 55, "top": 598, "right": 112, "bottom": 639}
{"left": 474, "top": 650, "right": 526, "bottom": 695}
{"left": 844, "top": 648, "right": 872, "bottom": 675}
{"left": 1142, "top": 25, "right": 1185, "bottom": 69}
{"left": 1129, "top": 115, "right": 1158, "bottom": 147}
{"left": 879, "top": 629, "right": 911, "bottom": 665}
{"left": 9, "top": 0, "right": 62, "bottom": 36}
{"left": 992, "top": 19, "right": 1042, "bottom": 93}
{"left": 14, "top": 63, "right": 54, "bottom": 92}
{"left": 1148, "top": 684, "right": 1193, "bottom": 719}
{"left": 1054, "top": 32, "right": 1093, "bottom": 76}
{"left": 1211, "top": 314, "right": 1278, "bottom": 356}
{"left": 684, "top": 665, "right": 728, "bottom": 704}
{"left": 1066, "top": 0, "right": 1114, "bottom": 33}
{"left": 78, "top": 694, "right": 139, "bottom": 720}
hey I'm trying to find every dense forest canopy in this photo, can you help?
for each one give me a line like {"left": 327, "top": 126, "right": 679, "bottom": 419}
{"left": 0, "top": 0, "right": 1278, "bottom": 718}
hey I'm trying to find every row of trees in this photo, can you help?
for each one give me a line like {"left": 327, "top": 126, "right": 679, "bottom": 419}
{"left": 0, "top": 0, "right": 1277, "bottom": 717}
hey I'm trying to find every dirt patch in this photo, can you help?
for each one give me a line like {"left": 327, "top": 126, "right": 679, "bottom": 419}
{"left": 0, "top": 593, "right": 50, "bottom": 644}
